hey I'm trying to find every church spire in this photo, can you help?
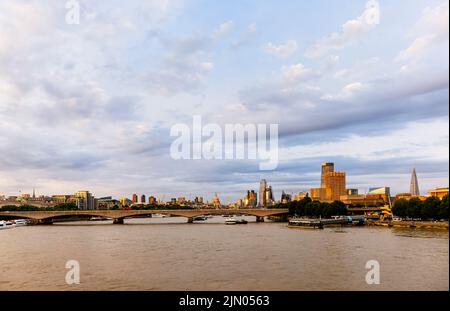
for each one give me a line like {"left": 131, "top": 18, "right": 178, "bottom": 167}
{"left": 410, "top": 168, "right": 420, "bottom": 196}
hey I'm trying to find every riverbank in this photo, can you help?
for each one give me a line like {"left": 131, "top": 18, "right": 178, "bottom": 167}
{"left": 367, "top": 220, "right": 449, "bottom": 230}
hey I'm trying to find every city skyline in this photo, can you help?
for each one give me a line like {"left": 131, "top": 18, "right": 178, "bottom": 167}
{"left": 0, "top": 0, "right": 448, "bottom": 203}
{"left": 1, "top": 165, "right": 446, "bottom": 205}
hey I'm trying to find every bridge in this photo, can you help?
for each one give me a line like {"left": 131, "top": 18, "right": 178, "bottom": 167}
{"left": 0, "top": 209, "right": 289, "bottom": 224}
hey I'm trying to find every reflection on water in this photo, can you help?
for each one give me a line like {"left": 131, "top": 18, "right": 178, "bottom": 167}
{"left": 0, "top": 216, "right": 448, "bottom": 291}
{"left": 391, "top": 228, "right": 449, "bottom": 239}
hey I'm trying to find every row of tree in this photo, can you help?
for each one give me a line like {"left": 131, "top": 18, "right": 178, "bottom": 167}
{"left": 114, "top": 204, "right": 191, "bottom": 210}
{"left": 274, "top": 197, "right": 348, "bottom": 218}
{"left": 0, "top": 203, "right": 191, "bottom": 211}
{"left": 0, "top": 203, "right": 78, "bottom": 211}
{"left": 392, "top": 195, "right": 448, "bottom": 220}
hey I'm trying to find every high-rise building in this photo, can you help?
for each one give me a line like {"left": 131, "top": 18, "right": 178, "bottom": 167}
{"left": 321, "top": 162, "right": 334, "bottom": 188}
{"left": 244, "top": 190, "right": 257, "bottom": 208}
{"left": 73, "top": 191, "right": 95, "bottom": 210}
{"left": 410, "top": 168, "right": 420, "bottom": 196}
{"left": 236, "top": 199, "right": 243, "bottom": 209}
{"left": 141, "top": 194, "right": 146, "bottom": 204}
{"left": 194, "top": 196, "right": 204, "bottom": 204}
{"left": 259, "top": 179, "right": 267, "bottom": 207}
{"left": 323, "top": 172, "right": 346, "bottom": 201}
{"left": 265, "top": 186, "right": 274, "bottom": 206}
{"left": 132, "top": 194, "right": 138, "bottom": 204}
{"left": 212, "top": 193, "right": 221, "bottom": 208}
{"left": 309, "top": 188, "right": 330, "bottom": 201}
{"left": 281, "top": 191, "right": 292, "bottom": 204}
{"left": 311, "top": 162, "right": 347, "bottom": 201}
{"left": 148, "top": 196, "right": 157, "bottom": 205}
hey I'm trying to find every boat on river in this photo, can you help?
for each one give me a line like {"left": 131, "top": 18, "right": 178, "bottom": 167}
{"left": 288, "top": 219, "right": 324, "bottom": 229}
{"left": 225, "top": 217, "right": 248, "bottom": 225}
{"left": 13, "top": 219, "right": 28, "bottom": 226}
{"left": 0, "top": 220, "right": 16, "bottom": 230}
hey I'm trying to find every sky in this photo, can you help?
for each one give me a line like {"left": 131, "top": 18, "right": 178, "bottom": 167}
{"left": 0, "top": 0, "right": 448, "bottom": 203}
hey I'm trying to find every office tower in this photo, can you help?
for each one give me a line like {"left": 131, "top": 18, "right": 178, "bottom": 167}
{"left": 132, "top": 194, "right": 138, "bottom": 204}
{"left": 148, "top": 196, "right": 157, "bottom": 205}
{"left": 321, "top": 162, "right": 334, "bottom": 188}
{"left": 265, "top": 186, "right": 274, "bottom": 205}
{"left": 141, "top": 194, "right": 146, "bottom": 204}
{"left": 212, "top": 193, "right": 221, "bottom": 208}
{"left": 259, "top": 179, "right": 267, "bottom": 207}
{"left": 236, "top": 199, "right": 243, "bottom": 208}
{"left": 323, "top": 172, "right": 346, "bottom": 201}
{"left": 281, "top": 191, "right": 292, "bottom": 203}
{"left": 410, "top": 168, "right": 420, "bottom": 196}
{"left": 244, "top": 190, "right": 257, "bottom": 208}
{"left": 194, "top": 196, "right": 204, "bottom": 204}
{"left": 73, "top": 191, "right": 95, "bottom": 210}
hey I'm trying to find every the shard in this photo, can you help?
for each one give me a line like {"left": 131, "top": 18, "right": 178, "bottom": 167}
{"left": 410, "top": 168, "right": 420, "bottom": 196}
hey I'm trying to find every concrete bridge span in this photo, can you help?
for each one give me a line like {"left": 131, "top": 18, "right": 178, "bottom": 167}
{"left": 0, "top": 209, "right": 289, "bottom": 224}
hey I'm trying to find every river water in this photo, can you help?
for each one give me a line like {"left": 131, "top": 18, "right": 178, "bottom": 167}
{"left": 0, "top": 217, "right": 448, "bottom": 291}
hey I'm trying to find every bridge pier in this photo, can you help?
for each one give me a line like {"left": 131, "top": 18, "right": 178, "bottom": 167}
{"left": 39, "top": 219, "right": 54, "bottom": 225}
{"left": 187, "top": 217, "right": 194, "bottom": 224}
{"left": 256, "top": 216, "right": 265, "bottom": 223}
{"left": 113, "top": 218, "right": 124, "bottom": 224}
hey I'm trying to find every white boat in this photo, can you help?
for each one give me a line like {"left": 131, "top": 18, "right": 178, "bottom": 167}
{"left": 153, "top": 214, "right": 171, "bottom": 218}
{"left": 225, "top": 217, "right": 248, "bottom": 225}
{"left": 13, "top": 219, "right": 27, "bottom": 226}
{"left": 225, "top": 217, "right": 237, "bottom": 225}
{"left": 0, "top": 220, "right": 16, "bottom": 230}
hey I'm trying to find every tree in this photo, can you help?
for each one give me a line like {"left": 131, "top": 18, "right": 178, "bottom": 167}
{"left": 439, "top": 194, "right": 449, "bottom": 220}
{"left": 393, "top": 199, "right": 408, "bottom": 218}
{"left": 331, "top": 200, "right": 347, "bottom": 216}
{"left": 422, "top": 196, "right": 441, "bottom": 220}
{"left": 408, "top": 198, "right": 423, "bottom": 219}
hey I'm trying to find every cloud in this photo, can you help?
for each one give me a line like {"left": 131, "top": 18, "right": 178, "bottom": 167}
{"left": 232, "top": 23, "right": 259, "bottom": 48}
{"left": 0, "top": 1, "right": 448, "bottom": 202}
{"left": 305, "top": 3, "right": 380, "bottom": 58}
{"left": 264, "top": 40, "right": 298, "bottom": 58}
{"left": 281, "top": 64, "right": 320, "bottom": 84}
{"left": 396, "top": 2, "right": 449, "bottom": 61}
{"left": 212, "top": 20, "right": 234, "bottom": 39}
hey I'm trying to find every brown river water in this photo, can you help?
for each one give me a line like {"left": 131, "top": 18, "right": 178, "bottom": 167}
{"left": 0, "top": 216, "right": 448, "bottom": 290}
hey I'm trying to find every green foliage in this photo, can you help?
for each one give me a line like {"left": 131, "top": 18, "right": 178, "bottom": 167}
{"left": 392, "top": 195, "right": 449, "bottom": 220}
{"left": 275, "top": 197, "right": 348, "bottom": 218}
{"left": 131, "top": 204, "right": 194, "bottom": 210}
{"left": 0, "top": 202, "right": 78, "bottom": 212}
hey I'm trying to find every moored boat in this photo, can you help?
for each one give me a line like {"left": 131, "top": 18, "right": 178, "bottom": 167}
{"left": 193, "top": 216, "right": 208, "bottom": 221}
{"left": 225, "top": 217, "right": 237, "bottom": 225}
{"left": 13, "top": 219, "right": 28, "bottom": 226}
{"left": 225, "top": 217, "right": 248, "bottom": 225}
{"left": 0, "top": 220, "right": 16, "bottom": 230}
{"left": 288, "top": 218, "right": 324, "bottom": 229}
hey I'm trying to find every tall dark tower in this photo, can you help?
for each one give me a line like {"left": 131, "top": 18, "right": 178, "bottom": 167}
{"left": 410, "top": 168, "right": 420, "bottom": 196}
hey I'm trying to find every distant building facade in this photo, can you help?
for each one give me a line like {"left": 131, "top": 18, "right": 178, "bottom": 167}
{"left": 428, "top": 187, "right": 449, "bottom": 200}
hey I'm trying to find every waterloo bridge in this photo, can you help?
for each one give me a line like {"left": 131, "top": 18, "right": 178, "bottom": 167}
{"left": 0, "top": 208, "right": 290, "bottom": 224}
